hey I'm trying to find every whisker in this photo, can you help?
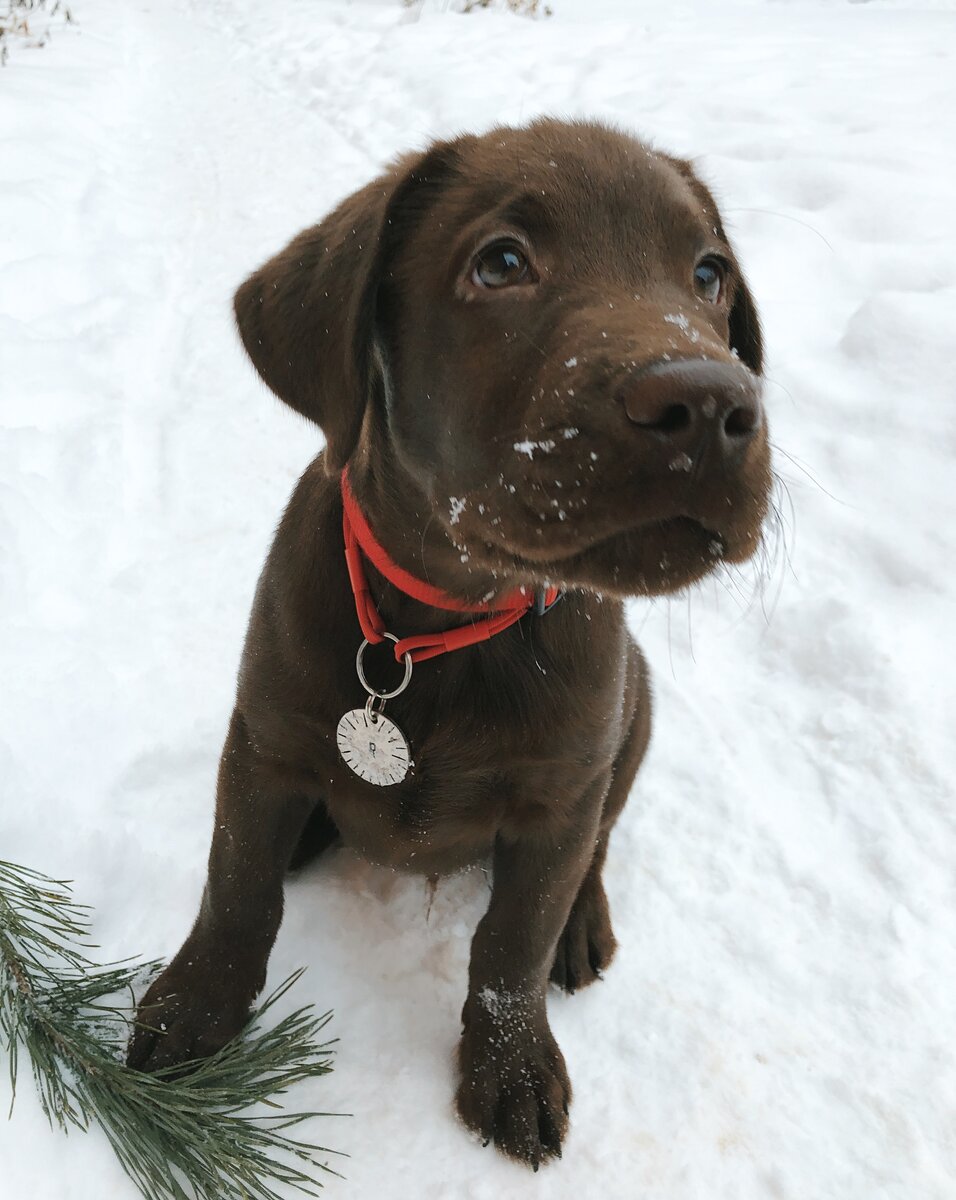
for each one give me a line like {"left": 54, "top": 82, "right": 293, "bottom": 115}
{"left": 704, "top": 468, "right": 795, "bottom": 631}
{"left": 516, "top": 327, "right": 549, "bottom": 360}
{"left": 418, "top": 511, "right": 436, "bottom": 584}
{"left": 666, "top": 595, "right": 677, "bottom": 681}
{"left": 770, "top": 442, "right": 846, "bottom": 506}
{"left": 724, "top": 207, "right": 834, "bottom": 253}
{"left": 754, "top": 476, "right": 796, "bottom": 624}
{"left": 685, "top": 588, "right": 696, "bottom": 664}
{"left": 761, "top": 374, "right": 797, "bottom": 407}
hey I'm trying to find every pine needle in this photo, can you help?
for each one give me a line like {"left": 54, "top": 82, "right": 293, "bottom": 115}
{"left": 0, "top": 859, "right": 344, "bottom": 1199}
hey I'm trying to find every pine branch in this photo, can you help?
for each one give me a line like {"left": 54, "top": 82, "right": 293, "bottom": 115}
{"left": 0, "top": 859, "right": 344, "bottom": 1199}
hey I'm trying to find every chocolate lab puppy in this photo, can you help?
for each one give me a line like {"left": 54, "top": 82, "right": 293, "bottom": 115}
{"left": 128, "top": 118, "right": 770, "bottom": 1168}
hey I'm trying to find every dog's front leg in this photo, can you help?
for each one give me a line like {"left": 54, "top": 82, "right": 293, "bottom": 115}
{"left": 127, "top": 709, "right": 316, "bottom": 1072}
{"left": 456, "top": 778, "right": 605, "bottom": 1168}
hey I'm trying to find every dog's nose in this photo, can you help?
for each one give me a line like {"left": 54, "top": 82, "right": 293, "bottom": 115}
{"left": 619, "top": 359, "right": 762, "bottom": 461}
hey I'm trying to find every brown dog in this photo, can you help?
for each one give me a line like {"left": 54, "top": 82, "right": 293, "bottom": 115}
{"left": 127, "top": 118, "right": 771, "bottom": 1168}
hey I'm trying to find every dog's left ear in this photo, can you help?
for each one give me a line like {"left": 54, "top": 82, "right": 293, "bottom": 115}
{"left": 665, "top": 157, "right": 764, "bottom": 374}
{"left": 234, "top": 142, "right": 463, "bottom": 472}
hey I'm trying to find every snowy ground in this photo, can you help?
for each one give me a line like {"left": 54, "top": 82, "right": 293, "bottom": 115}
{"left": 2, "top": 0, "right": 955, "bottom": 1196}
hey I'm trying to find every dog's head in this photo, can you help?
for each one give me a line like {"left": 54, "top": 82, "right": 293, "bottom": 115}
{"left": 235, "top": 119, "right": 771, "bottom": 598}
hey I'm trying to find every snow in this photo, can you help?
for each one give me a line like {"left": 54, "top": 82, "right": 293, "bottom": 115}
{"left": 513, "top": 438, "right": 557, "bottom": 457}
{"left": 2, "top": 0, "right": 955, "bottom": 1197}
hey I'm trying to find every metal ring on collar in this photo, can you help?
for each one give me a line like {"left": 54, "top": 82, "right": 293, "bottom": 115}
{"left": 356, "top": 633, "right": 413, "bottom": 700}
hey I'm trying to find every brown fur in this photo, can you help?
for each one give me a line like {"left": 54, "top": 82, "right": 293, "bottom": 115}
{"left": 127, "top": 118, "right": 770, "bottom": 1168}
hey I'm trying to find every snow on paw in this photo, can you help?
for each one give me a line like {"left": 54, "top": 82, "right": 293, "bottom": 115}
{"left": 456, "top": 987, "right": 571, "bottom": 1168}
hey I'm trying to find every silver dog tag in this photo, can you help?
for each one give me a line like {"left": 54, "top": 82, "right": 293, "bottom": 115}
{"left": 336, "top": 708, "right": 412, "bottom": 786}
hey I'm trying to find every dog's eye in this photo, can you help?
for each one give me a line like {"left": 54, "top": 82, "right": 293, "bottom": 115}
{"left": 472, "top": 241, "right": 532, "bottom": 289}
{"left": 693, "top": 257, "right": 726, "bottom": 304}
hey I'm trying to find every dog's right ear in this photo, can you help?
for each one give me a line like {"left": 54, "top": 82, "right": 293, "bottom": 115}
{"left": 233, "top": 146, "right": 460, "bottom": 473}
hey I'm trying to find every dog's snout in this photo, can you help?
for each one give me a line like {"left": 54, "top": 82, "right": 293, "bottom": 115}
{"left": 619, "top": 359, "right": 762, "bottom": 460}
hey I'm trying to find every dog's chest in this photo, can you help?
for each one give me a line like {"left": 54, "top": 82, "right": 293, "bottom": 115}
{"left": 327, "top": 756, "right": 591, "bottom": 873}
{"left": 325, "top": 666, "right": 620, "bottom": 873}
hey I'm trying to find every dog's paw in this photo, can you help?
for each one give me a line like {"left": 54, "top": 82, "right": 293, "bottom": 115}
{"left": 455, "top": 988, "right": 570, "bottom": 1169}
{"left": 550, "top": 877, "right": 617, "bottom": 994}
{"left": 126, "top": 962, "right": 253, "bottom": 1074}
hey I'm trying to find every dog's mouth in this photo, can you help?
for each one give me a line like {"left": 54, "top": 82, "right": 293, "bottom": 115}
{"left": 519, "top": 512, "right": 743, "bottom": 597}
{"left": 443, "top": 445, "right": 770, "bottom": 598}
{"left": 445, "top": 490, "right": 762, "bottom": 599}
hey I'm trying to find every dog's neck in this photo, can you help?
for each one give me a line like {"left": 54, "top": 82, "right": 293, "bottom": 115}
{"left": 343, "top": 455, "right": 533, "bottom": 637}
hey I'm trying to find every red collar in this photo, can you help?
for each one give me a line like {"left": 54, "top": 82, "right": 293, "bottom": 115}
{"left": 341, "top": 469, "right": 559, "bottom": 665}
